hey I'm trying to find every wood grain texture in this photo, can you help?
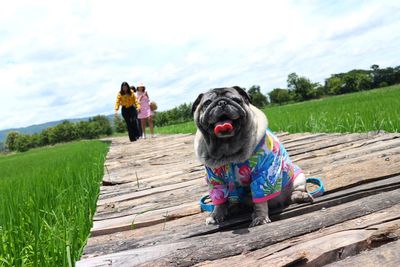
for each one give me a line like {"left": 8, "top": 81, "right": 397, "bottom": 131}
{"left": 77, "top": 132, "right": 400, "bottom": 266}
{"left": 79, "top": 188, "right": 400, "bottom": 266}
{"left": 325, "top": 240, "right": 400, "bottom": 267}
{"left": 82, "top": 178, "right": 400, "bottom": 259}
{"left": 196, "top": 204, "right": 400, "bottom": 266}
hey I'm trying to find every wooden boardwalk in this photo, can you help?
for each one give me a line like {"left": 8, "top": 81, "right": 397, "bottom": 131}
{"left": 77, "top": 132, "right": 400, "bottom": 266}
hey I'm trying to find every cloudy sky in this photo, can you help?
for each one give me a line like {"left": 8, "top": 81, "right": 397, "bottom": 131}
{"left": 0, "top": 0, "right": 399, "bottom": 130}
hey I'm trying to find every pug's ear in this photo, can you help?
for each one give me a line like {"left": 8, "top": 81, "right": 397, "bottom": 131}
{"left": 191, "top": 93, "right": 204, "bottom": 115}
{"left": 232, "top": 86, "right": 252, "bottom": 104}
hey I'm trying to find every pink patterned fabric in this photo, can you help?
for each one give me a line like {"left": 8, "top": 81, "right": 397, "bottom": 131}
{"left": 137, "top": 91, "right": 152, "bottom": 119}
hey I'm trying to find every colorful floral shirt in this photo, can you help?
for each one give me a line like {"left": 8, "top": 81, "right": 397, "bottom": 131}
{"left": 205, "top": 129, "right": 302, "bottom": 204}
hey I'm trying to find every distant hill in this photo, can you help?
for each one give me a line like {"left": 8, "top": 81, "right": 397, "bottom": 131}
{"left": 0, "top": 114, "right": 114, "bottom": 142}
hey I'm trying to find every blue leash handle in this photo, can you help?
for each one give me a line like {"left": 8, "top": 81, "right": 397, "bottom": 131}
{"left": 199, "top": 177, "right": 325, "bottom": 212}
{"left": 199, "top": 195, "right": 215, "bottom": 212}
{"left": 306, "top": 177, "right": 325, "bottom": 198}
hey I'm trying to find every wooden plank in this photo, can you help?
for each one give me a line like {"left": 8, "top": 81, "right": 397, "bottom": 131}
{"left": 303, "top": 147, "right": 400, "bottom": 192}
{"left": 82, "top": 213, "right": 208, "bottom": 259}
{"left": 93, "top": 170, "right": 400, "bottom": 241}
{"left": 325, "top": 239, "right": 400, "bottom": 267}
{"left": 278, "top": 133, "right": 327, "bottom": 145}
{"left": 95, "top": 170, "right": 400, "bottom": 234}
{"left": 130, "top": 135, "right": 398, "bottom": 196}
{"left": 148, "top": 188, "right": 400, "bottom": 266}
{"left": 102, "top": 132, "right": 322, "bottom": 185}
{"left": 275, "top": 132, "right": 290, "bottom": 138}
{"left": 99, "top": 170, "right": 204, "bottom": 201}
{"left": 80, "top": 133, "right": 400, "bottom": 263}
{"left": 99, "top": 136, "right": 400, "bottom": 207}
{"left": 103, "top": 135, "right": 193, "bottom": 159}
{"left": 77, "top": 188, "right": 400, "bottom": 266}
{"left": 98, "top": 175, "right": 203, "bottom": 205}
{"left": 101, "top": 163, "right": 203, "bottom": 187}
{"left": 284, "top": 134, "right": 338, "bottom": 150}
{"left": 287, "top": 133, "right": 370, "bottom": 156}
{"left": 93, "top": 171, "right": 400, "bottom": 242}
{"left": 99, "top": 133, "right": 399, "bottom": 197}
{"left": 103, "top": 157, "right": 199, "bottom": 185}
{"left": 102, "top": 162, "right": 200, "bottom": 188}
{"left": 274, "top": 132, "right": 315, "bottom": 142}
{"left": 293, "top": 134, "right": 399, "bottom": 163}
{"left": 91, "top": 201, "right": 200, "bottom": 236}
{"left": 196, "top": 214, "right": 400, "bottom": 266}
{"left": 97, "top": 179, "right": 201, "bottom": 206}
{"left": 102, "top": 135, "right": 196, "bottom": 185}
{"left": 82, "top": 202, "right": 400, "bottom": 261}
{"left": 77, "top": 243, "right": 191, "bottom": 267}
{"left": 92, "top": 134, "right": 400, "bottom": 237}
{"left": 94, "top": 181, "right": 206, "bottom": 221}
{"left": 99, "top": 152, "right": 398, "bottom": 212}
{"left": 185, "top": 174, "right": 400, "bottom": 238}
{"left": 297, "top": 137, "right": 400, "bottom": 191}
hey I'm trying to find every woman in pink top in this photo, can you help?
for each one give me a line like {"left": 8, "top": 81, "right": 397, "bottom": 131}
{"left": 136, "top": 83, "right": 155, "bottom": 138}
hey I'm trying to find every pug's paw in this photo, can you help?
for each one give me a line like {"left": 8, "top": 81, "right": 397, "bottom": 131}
{"left": 249, "top": 216, "right": 271, "bottom": 227}
{"left": 291, "top": 190, "right": 314, "bottom": 203}
{"left": 205, "top": 216, "right": 217, "bottom": 225}
{"left": 205, "top": 213, "right": 225, "bottom": 225}
{"left": 205, "top": 203, "right": 228, "bottom": 225}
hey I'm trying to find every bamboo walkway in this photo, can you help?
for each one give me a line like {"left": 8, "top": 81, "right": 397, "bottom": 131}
{"left": 77, "top": 132, "right": 400, "bottom": 266}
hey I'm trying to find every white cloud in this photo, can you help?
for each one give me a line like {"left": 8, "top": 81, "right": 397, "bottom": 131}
{"left": 0, "top": 0, "right": 400, "bottom": 129}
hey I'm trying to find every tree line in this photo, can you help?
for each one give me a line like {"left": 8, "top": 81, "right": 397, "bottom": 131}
{"left": 268, "top": 64, "right": 400, "bottom": 105}
{"left": 150, "top": 64, "right": 400, "bottom": 126}
{"left": 5, "top": 115, "right": 113, "bottom": 152}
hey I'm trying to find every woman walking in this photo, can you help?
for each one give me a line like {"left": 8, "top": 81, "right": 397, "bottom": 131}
{"left": 115, "top": 82, "right": 141, "bottom": 141}
{"left": 130, "top": 85, "right": 143, "bottom": 137}
{"left": 136, "top": 83, "right": 155, "bottom": 138}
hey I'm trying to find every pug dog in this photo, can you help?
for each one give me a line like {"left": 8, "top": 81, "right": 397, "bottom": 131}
{"left": 192, "top": 86, "right": 313, "bottom": 227}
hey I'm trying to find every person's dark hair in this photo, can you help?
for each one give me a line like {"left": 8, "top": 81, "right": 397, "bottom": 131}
{"left": 130, "top": 86, "right": 137, "bottom": 93}
{"left": 120, "top": 82, "right": 132, "bottom": 95}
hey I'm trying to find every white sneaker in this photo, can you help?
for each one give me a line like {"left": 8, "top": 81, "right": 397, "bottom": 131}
{"left": 151, "top": 134, "right": 157, "bottom": 138}
{"left": 142, "top": 134, "right": 146, "bottom": 139}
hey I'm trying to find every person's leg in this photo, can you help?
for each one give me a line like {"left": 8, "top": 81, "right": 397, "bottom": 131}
{"left": 136, "top": 118, "right": 142, "bottom": 138}
{"left": 122, "top": 107, "right": 136, "bottom": 141}
{"left": 148, "top": 116, "right": 154, "bottom": 136}
{"left": 130, "top": 107, "right": 140, "bottom": 139}
{"left": 141, "top": 119, "right": 147, "bottom": 138}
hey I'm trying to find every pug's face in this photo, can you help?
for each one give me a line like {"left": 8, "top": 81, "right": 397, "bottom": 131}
{"left": 192, "top": 86, "right": 255, "bottom": 166}
{"left": 193, "top": 87, "right": 251, "bottom": 139}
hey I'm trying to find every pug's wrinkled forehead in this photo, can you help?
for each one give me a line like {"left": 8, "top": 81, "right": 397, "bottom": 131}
{"left": 206, "top": 86, "right": 251, "bottom": 104}
{"left": 192, "top": 86, "right": 251, "bottom": 115}
{"left": 208, "top": 87, "right": 239, "bottom": 98}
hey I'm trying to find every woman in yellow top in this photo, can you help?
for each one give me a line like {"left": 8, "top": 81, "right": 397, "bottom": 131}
{"left": 115, "top": 82, "right": 141, "bottom": 142}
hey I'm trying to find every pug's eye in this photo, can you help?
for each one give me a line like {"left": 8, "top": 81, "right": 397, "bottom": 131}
{"left": 232, "top": 97, "right": 242, "bottom": 104}
{"left": 202, "top": 100, "right": 212, "bottom": 108}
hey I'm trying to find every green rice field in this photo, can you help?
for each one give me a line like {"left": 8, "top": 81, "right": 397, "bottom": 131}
{"left": 0, "top": 141, "right": 109, "bottom": 266}
{"left": 2, "top": 85, "right": 397, "bottom": 266}
{"left": 156, "top": 85, "right": 400, "bottom": 134}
